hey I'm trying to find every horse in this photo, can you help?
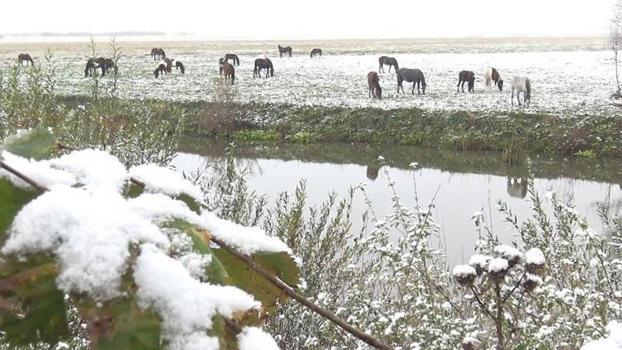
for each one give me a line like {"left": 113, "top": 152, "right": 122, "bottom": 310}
{"left": 278, "top": 45, "right": 292, "bottom": 58}
{"left": 310, "top": 48, "right": 322, "bottom": 58}
{"left": 162, "top": 58, "right": 174, "bottom": 74}
{"left": 367, "top": 71, "right": 382, "bottom": 99}
{"left": 221, "top": 62, "right": 235, "bottom": 85}
{"left": 176, "top": 61, "right": 185, "bottom": 74}
{"left": 397, "top": 68, "right": 426, "bottom": 95}
{"left": 151, "top": 48, "right": 166, "bottom": 60}
{"left": 95, "top": 57, "right": 117, "bottom": 77}
{"left": 457, "top": 71, "right": 476, "bottom": 93}
{"left": 84, "top": 58, "right": 98, "bottom": 77}
{"left": 17, "top": 53, "right": 34, "bottom": 66}
{"left": 154, "top": 64, "right": 167, "bottom": 78}
{"left": 378, "top": 56, "right": 399, "bottom": 73}
{"left": 511, "top": 76, "right": 531, "bottom": 107}
{"left": 224, "top": 54, "right": 240, "bottom": 66}
{"left": 485, "top": 67, "right": 504, "bottom": 91}
{"left": 253, "top": 58, "right": 274, "bottom": 78}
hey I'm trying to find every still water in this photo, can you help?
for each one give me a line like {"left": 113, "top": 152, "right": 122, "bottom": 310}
{"left": 173, "top": 142, "right": 622, "bottom": 265}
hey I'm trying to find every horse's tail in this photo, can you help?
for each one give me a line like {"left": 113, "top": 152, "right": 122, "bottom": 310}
{"left": 525, "top": 78, "right": 531, "bottom": 100}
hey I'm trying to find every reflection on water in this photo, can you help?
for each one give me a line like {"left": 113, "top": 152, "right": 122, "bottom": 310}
{"left": 173, "top": 141, "right": 622, "bottom": 264}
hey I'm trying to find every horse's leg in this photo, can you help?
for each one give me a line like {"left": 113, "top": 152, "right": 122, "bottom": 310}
{"left": 511, "top": 89, "right": 514, "bottom": 106}
{"left": 458, "top": 80, "right": 461, "bottom": 93}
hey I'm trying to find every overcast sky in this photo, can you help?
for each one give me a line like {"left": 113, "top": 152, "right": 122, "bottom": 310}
{"left": 0, "top": 0, "right": 615, "bottom": 39}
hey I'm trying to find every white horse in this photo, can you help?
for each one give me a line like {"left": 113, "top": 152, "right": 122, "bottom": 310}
{"left": 485, "top": 67, "right": 504, "bottom": 91}
{"left": 511, "top": 76, "right": 531, "bottom": 107}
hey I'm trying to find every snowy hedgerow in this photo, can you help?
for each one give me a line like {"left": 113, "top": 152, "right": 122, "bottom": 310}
{"left": 581, "top": 321, "right": 622, "bottom": 349}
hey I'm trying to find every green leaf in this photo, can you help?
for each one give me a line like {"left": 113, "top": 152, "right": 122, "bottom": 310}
{"left": 0, "top": 258, "right": 70, "bottom": 347}
{"left": 213, "top": 249, "right": 300, "bottom": 313}
{"left": 0, "top": 178, "right": 37, "bottom": 242}
{"left": 80, "top": 296, "right": 164, "bottom": 350}
{"left": 2, "top": 127, "right": 56, "bottom": 160}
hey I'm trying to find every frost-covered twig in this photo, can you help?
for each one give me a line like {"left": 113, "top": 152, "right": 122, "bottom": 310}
{"left": 210, "top": 235, "right": 393, "bottom": 350}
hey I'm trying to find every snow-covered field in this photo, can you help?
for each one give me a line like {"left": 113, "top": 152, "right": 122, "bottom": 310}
{"left": 1, "top": 39, "right": 616, "bottom": 115}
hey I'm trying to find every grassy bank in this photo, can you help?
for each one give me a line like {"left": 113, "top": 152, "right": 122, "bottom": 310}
{"left": 35, "top": 92, "right": 622, "bottom": 160}
{"left": 177, "top": 101, "right": 622, "bottom": 159}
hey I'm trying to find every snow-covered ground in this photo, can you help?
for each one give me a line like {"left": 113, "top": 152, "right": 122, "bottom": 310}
{"left": 5, "top": 48, "right": 616, "bottom": 115}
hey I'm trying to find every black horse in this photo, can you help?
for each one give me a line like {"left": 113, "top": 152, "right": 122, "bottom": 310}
{"left": 310, "top": 48, "right": 322, "bottom": 58}
{"left": 397, "top": 68, "right": 426, "bottom": 95}
{"left": 378, "top": 56, "right": 399, "bottom": 73}
{"left": 278, "top": 45, "right": 292, "bottom": 58}
{"left": 224, "top": 54, "right": 240, "bottom": 66}
{"left": 151, "top": 48, "right": 166, "bottom": 60}
{"left": 84, "top": 58, "right": 98, "bottom": 77}
{"left": 17, "top": 53, "right": 34, "bottom": 66}
{"left": 176, "top": 61, "right": 185, "bottom": 74}
{"left": 458, "top": 70, "right": 475, "bottom": 93}
{"left": 253, "top": 58, "right": 274, "bottom": 78}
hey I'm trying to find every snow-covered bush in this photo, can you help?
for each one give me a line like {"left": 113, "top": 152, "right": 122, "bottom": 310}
{"left": 0, "top": 129, "right": 299, "bottom": 349}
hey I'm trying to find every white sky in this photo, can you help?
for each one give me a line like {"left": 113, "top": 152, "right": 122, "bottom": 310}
{"left": 0, "top": 0, "right": 615, "bottom": 39}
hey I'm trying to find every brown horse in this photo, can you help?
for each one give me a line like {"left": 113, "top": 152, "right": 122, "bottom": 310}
{"left": 221, "top": 62, "right": 235, "bottom": 85}
{"left": 458, "top": 71, "right": 475, "bottom": 93}
{"left": 367, "top": 71, "right": 382, "bottom": 99}
{"left": 17, "top": 53, "right": 34, "bottom": 66}
{"left": 397, "top": 68, "right": 426, "bottom": 95}
{"left": 151, "top": 48, "right": 166, "bottom": 60}
{"left": 378, "top": 56, "right": 399, "bottom": 73}
{"left": 278, "top": 45, "right": 292, "bottom": 58}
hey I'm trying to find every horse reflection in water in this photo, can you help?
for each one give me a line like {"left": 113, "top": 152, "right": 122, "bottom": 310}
{"left": 507, "top": 177, "right": 528, "bottom": 199}
{"left": 366, "top": 166, "right": 381, "bottom": 181}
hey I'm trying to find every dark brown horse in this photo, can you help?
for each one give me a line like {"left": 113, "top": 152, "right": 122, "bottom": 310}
{"left": 224, "top": 54, "right": 240, "bottom": 66}
{"left": 154, "top": 64, "right": 167, "bottom": 78}
{"left": 310, "top": 48, "right": 322, "bottom": 58}
{"left": 221, "top": 62, "right": 235, "bottom": 85}
{"left": 278, "top": 45, "right": 292, "bottom": 58}
{"left": 84, "top": 57, "right": 117, "bottom": 77}
{"left": 378, "top": 56, "right": 399, "bottom": 73}
{"left": 367, "top": 71, "right": 382, "bottom": 99}
{"left": 151, "top": 48, "right": 166, "bottom": 60}
{"left": 397, "top": 68, "right": 426, "bottom": 95}
{"left": 253, "top": 58, "right": 274, "bottom": 78}
{"left": 458, "top": 71, "right": 475, "bottom": 93}
{"left": 17, "top": 53, "right": 34, "bottom": 66}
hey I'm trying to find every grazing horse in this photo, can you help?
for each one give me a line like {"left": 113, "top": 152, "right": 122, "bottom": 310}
{"left": 310, "top": 48, "right": 323, "bottom": 58}
{"left": 154, "top": 64, "right": 167, "bottom": 78}
{"left": 457, "top": 71, "right": 476, "bottom": 93}
{"left": 151, "top": 48, "right": 166, "bottom": 60}
{"left": 367, "top": 71, "right": 382, "bottom": 99}
{"left": 485, "top": 67, "right": 504, "bottom": 91}
{"left": 253, "top": 58, "right": 274, "bottom": 78}
{"left": 96, "top": 57, "right": 117, "bottom": 77}
{"left": 162, "top": 58, "right": 174, "bottom": 74}
{"left": 84, "top": 58, "right": 98, "bottom": 77}
{"left": 17, "top": 53, "right": 34, "bottom": 66}
{"left": 511, "top": 76, "right": 531, "bottom": 107}
{"left": 278, "top": 45, "right": 292, "bottom": 58}
{"left": 176, "top": 61, "right": 185, "bottom": 74}
{"left": 221, "top": 62, "right": 235, "bottom": 85}
{"left": 378, "top": 56, "right": 399, "bottom": 73}
{"left": 224, "top": 54, "right": 240, "bottom": 66}
{"left": 397, "top": 68, "right": 426, "bottom": 95}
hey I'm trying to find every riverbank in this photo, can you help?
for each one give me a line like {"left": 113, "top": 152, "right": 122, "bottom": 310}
{"left": 182, "top": 101, "right": 622, "bottom": 160}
